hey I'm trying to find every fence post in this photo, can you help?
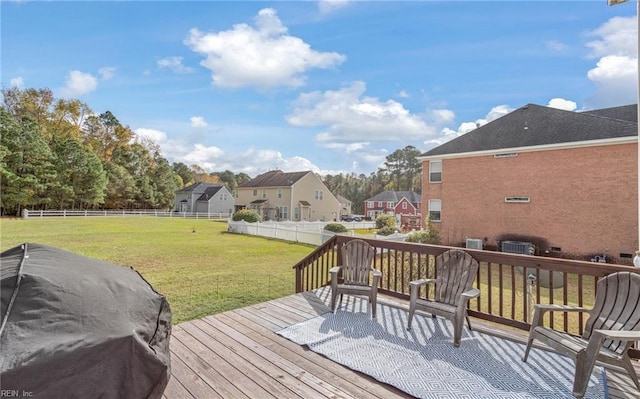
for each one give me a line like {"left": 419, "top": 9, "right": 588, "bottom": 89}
{"left": 23, "top": 209, "right": 29, "bottom": 219}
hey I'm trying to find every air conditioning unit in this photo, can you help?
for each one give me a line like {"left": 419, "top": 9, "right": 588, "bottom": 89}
{"left": 501, "top": 241, "right": 535, "bottom": 255}
{"left": 465, "top": 238, "right": 483, "bottom": 250}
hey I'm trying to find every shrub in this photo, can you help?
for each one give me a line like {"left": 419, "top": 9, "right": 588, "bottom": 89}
{"left": 406, "top": 230, "right": 439, "bottom": 244}
{"left": 376, "top": 226, "right": 396, "bottom": 236}
{"left": 406, "top": 217, "right": 441, "bottom": 244}
{"left": 324, "top": 223, "right": 348, "bottom": 233}
{"left": 232, "top": 209, "right": 261, "bottom": 223}
{"left": 375, "top": 214, "right": 395, "bottom": 229}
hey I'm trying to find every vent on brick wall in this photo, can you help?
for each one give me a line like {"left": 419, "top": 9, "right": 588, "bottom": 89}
{"left": 466, "top": 238, "right": 483, "bottom": 250}
{"left": 501, "top": 241, "right": 535, "bottom": 255}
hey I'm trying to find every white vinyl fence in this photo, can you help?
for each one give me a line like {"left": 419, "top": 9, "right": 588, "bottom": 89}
{"left": 22, "top": 209, "right": 232, "bottom": 220}
{"left": 227, "top": 220, "right": 407, "bottom": 246}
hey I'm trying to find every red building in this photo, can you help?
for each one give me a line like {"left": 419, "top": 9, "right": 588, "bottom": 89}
{"left": 419, "top": 103, "right": 638, "bottom": 265}
{"left": 364, "top": 190, "right": 422, "bottom": 229}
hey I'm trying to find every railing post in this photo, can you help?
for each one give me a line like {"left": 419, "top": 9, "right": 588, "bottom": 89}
{"left": 295, "top": 266, "right": 303, "bottom": 293}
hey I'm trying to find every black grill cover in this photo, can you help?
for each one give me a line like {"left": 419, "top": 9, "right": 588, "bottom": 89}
{"left": 0, "top": 243, "right": 171, "bottom": 398}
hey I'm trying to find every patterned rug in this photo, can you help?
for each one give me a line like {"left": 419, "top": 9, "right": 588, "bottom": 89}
{"left": 276, "top": 299, "right": 607, "bottom": 399}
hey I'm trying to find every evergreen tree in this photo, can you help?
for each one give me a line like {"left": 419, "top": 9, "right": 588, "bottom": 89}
{"left": 0, "top": 110, "right": 57, "bottom": 215}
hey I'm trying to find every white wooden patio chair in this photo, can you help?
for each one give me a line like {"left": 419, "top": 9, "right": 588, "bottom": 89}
{"left": 523, "top": 271, "right": 640, "bottom": 398}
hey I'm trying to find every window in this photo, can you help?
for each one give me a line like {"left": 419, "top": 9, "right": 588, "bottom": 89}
{"left": 387, "top": 201, "right": 394, "bottom": 208}
{"left": 277, "top": 189, "right": 282, "bottom": 198}
{"left": 429, "top": 160, "right": 442, "bottom": 183}
{"left": 315, "top": 190, "right": 323, "bottom": 200}
{"left": 262, "top": 189, "right": 267, "bottom": 199}
{"left": 276, "top": 206, "right": 288, "bottom": 219}
{"left": 293, "top": 207, "right": 299, "bottom": 220}
{"left": 252, "top": 189, "right": 257, "bottom": 197}
{"left": 367, "top": 201, "right": 374, "bottom": 208}
{"left": 220, "top": 193, "right": 227, "bottom": 201}
{"left": 428, "top": 199, "right": 441, "bottom": 222}
{"left": 402, "top": 202, "right": 407, "bottom": 210}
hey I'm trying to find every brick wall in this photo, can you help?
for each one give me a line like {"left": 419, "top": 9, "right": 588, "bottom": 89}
{"left": 421, "top": 143, "right": 637, "bottom": 264}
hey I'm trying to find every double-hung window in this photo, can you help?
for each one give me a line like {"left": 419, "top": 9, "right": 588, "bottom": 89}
{"left": 429, "top": 160, "right": 442, "bottom": 183}
{"left": 428, "top": 199, "right": 441, "bottom": 222}
{"left": 276, "top": 206, "right": 288, "bottom": 219}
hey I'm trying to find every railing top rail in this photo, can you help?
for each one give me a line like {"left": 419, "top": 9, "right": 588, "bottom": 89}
{"left": 311, "top": 235, "right": 638, "bottom": 278}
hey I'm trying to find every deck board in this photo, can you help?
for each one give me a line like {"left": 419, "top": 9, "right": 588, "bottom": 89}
{"left": 164, "top": 288, "right": 640, "bottom": 399}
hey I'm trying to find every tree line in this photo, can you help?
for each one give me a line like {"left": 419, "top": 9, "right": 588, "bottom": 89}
{"left": 0, "top": 87, "right": 422, "bottom": 216}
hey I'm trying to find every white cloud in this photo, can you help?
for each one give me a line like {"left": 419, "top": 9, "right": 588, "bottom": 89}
{"left": 318, "top": 0, "right": 350, "bottom": 14}
{"left": 485, "top": 104, "right": 512, "bottom": 122}
{"left": 184, "top": 8, "right": 346, "bottom": 89}
{"left": 98, "top": 67, "right": 116, "bottom": 80}
{"left": 586, "top": 16, "right": 636, "bottom": 59}
{"left": 134, "top": 126, "right": 331, "bottom": 175}
{"left": 286, "top": 81, "right": 437, "bottom": 145}
{"left": 157, "top": 56, "right": 194, "bottom": 74}
{"left": 10, "top": 76, "right": 24, "bottom": 88}
{"left": 135, "top": 128, "right": 168, "bottom": 144}
{"left": 545, "top": 40, "right": 567, "bottom": 52}
{"left": 427, "top": 109, "right": 455, "bottom": 125}
{"left": 585, "top": 15, "right": 637, "bottom": 108}
{"left": 587, "top": 55, "right": 637, "bottom": 106}
{"left": 181, "top": 143, "right": 224, "bottom": 165}
{"left": 60, "top": 70, "right": 98, "bottom": 97}
{"left": 424, "top": 104, "right": 513, "bottom": 148}
{"left": 190, "top": 116, "right": 207, "bottom": 128}
{"left": 397, "top": 90, "right": 410, "bottom": 98}
{"left": 547, "top": 98, "right": 577, "bottom": 111}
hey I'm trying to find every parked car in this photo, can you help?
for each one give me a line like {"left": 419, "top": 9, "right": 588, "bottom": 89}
{"left": 340, "top": 215, "right": 362, "bottom": 222}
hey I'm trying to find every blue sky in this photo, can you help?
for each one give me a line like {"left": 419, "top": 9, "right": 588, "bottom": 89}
{"left": 3, "top": 1, "right": 638, "bottom": 177}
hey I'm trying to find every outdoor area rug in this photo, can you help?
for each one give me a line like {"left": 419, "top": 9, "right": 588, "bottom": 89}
{"left": 276, "top": 299, "right": 607, "bottom": 399}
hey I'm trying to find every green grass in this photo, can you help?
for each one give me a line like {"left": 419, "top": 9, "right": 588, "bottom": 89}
{"left": 1, "top": 217, "right": 316, "bottom": 323}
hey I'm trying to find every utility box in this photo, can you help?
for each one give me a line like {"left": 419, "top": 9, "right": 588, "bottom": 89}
{"left": 501, "top": 240, "right": 563, "bottom": 289}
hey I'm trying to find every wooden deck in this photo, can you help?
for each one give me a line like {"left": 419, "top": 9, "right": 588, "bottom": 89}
{"left": 162, "top": 287, "right": 640, "bottom": 399}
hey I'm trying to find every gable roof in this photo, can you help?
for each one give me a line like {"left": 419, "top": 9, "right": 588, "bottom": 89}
{"left": 196, "top": 185, "right": 224, "bottom": 201}
{"left": 335, "top": 194, "right": 351, "bottom": 204}
{"left": 366, "top": 190, "right": 421, "bottom": 203}
{"left": 582, "top": 104, "right": 637, "bottom": 122}
{"left": 176, "top": 182, "right": 222, "bottom": 193}
{"left": 238, "top": 170, "right": 311, "bottom": 188}
{"left": 421, "top": 103, "right": 637, "bottom": 158}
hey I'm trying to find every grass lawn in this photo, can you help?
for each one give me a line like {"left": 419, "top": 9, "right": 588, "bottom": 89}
{"left": 1, "top": 217, "right": 316, "bottom": 323}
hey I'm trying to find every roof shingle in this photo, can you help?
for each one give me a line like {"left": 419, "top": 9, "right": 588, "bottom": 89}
{"left": 421, "top": 103, "right": 637, "bottom": 157}
{"left": 238, "top": 170, "right": 311, "bottom": 188}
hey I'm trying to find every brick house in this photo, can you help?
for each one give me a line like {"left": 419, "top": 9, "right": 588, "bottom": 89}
{"left": 418, "top": 103, "right": 638, "bottom": 264}
{"left": 235, "top": 170, "right": 341, "bottom": 222}
{"left": 364, "top": 190, "right": 422, "bottom": 228}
